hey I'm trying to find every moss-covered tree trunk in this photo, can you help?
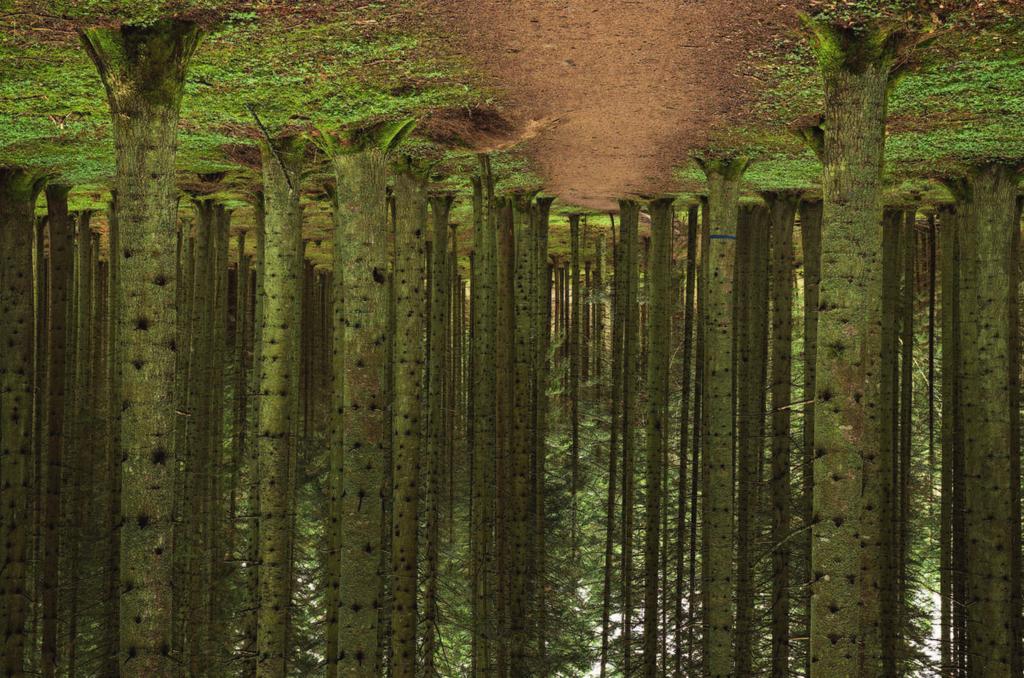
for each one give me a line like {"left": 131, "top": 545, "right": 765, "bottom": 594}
{"left": 424, "top": 193, "right": 453, "bottom": 675}
{"left": 80, "top": 21, "right": 201, "bottom": 676}
{"left": 806, "top": 24, "right": 892, "bottom": 677}
{"left": 643, "top": 197, "right": 674, "bottom": 678}
{"left": 531, "top": 197, "right": 553, "bottom": 671}
{"left": 470, "top": 157, "right": 499, "bottom": 678}
{"left": 765, "top": 191, "right": 798, "bottom": 678}
{"left": 389, "top": 161, "right": 427, "bottom": 678}
{"left": 569, "top": 213, "right": 582, "bottom": 562}
{"left": 0, "top": 168, "right": 42, "bottom": 678}
{"left": 333, "top": 146, "right": 392, "bottom": 677}
{"left": 509, "top": 193, "right": 537, "bottom": 674}
{"left": 956, "top": 164, "right": 1021, "bottom": 676}
{"left": 254, "top": 134, "right": 304, "bottom": 678}
{"left": 873, "top": 208, "right": 902, "bottom": 676}
{"left": 798, "top": 199, "right": 822, "bottom": 676}
{"left": 41, "top": 184, "right": 72, "bottom": 678}
{"left": 896, "top": 208, "right": 916, "bottom": 659}
{"left": 734, "top": 204, "right": 767, "bottom": 677}
{"left": 697, "top": 158, "right": 747, "bottom": 678}
{"left": 619, "top": 199, "right": 640, "bottom": 677}
{"left": 600, "top": 223, "right": 622, "bottom": 678}
{"left": 673, "top": 204, "right": 699, "bottom": 678}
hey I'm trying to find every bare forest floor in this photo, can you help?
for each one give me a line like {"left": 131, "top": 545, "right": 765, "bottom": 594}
{"left": 424, "top": 0, "right": 804, "bottom": 211}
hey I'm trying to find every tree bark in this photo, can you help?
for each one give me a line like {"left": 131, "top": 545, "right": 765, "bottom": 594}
{"left": 332, "top": 146, "right": 392, "bottom": 677}
{"left": 254, "top": 134, "right": 305, "bottom": 678}
{"left": 697, "top": 158, "right": 748, "bottom": 678}
{"left": 643, "top": 197, "right": 674, "bottom": 678}
{"left": 806, "top": 23, "right": 892, "bottom": 676}
{"left": 766, "top": 191, "right": 799, "bottom": 678}
{"left": 41, "top": 184, "right": 72, "bottom": 678}
{"left": 389, "top": 161, "right": 427, "bottom": 678}
{"left": 80, "top": 21, "right": 201, "bottom": 676}
{"left": 956, "top": 164, "right": 1021, "bottom": 677}
{"left": 0, "top": 168, "right": 42, "bottom": 678}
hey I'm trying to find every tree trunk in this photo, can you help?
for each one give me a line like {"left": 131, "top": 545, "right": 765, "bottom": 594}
{"left": 697, "top": 158, "right": 747, "bottom": 678}
{"left": 619, "top": 199, "right": 640, "bottom": 677}
{"left": 766, "top": 191, "right": 799, "bottom": 678}
{"left": 470, "top": 159, "right": 498, "bottom": 677}
{"left": 254, "top": 134, "right": 304, "bottom": 678}
{"left": 806, "top": 23, "right": 891, "bottom": 676}
{"left": 673, "top": 204, "right": 698, "bottom": 678}
{"left": 956, "top": 164, "right": 1021, "bottom": 677}
{"left": 0, "top": 168, "right": 42, "bottom": 678}
{"left": 643, "top": 197, "right": 674, "bottom": 678}
{"left": 424, "top": 193, "right": 454, "bottom": 675}
{"left": 41, "top": 184, "right": 72, "bottom": 678}
{"left": 389, "top": 161, "right": 427, "bottom": 678}
{"left": 798, "top": 199, "right": 822, "bottom": 677}
{"left": 80, "top": 21, "right": 201, "bottom": 676}
{"left": 569, "top": 214, "right": 582, "bottom": 563}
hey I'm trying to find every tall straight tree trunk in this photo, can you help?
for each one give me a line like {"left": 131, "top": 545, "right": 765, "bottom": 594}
{"left": 955, "top": 164, "right": 1021, "bottom": 677}
{"left": 897, "top": 208, "right": 916, "bottom": 657}
{"left": 390, "top": 161, "right": 427, "bottom": 678}
{"left": 734, "top": 204, "right": 768, "bottom": 677}
{"left": 468, "top": 156, "right": 497, "bottom": 675}
{"left": 798, "top": 199, "right": 822, "bottom": 676}
{"left": 80, "top": 21, "right": 201, "bottom": 676}
{"left": 805, "top": 23, "right": 893, "bottom": 676}
{"left": 876, "top": 208, "right": 902, "bottom": 676}
{"left": 600, "top": 224, "right": 622, "bottom": 678}
{"left": 424, "top": 193, "right": 454, "bottom": 676}
{"left": 331, "top": 144, "right": 393, "bottom": 677}
{"left": 643, "top": 198, "right": 674, "bottom": 678}
{"left": 0, "top": 168, "right": 41, "bottom": 678}
{"left": 696, "top": 158, "right": 748, "bottom": 678}
{"left": 509, "top": 193, "right": 537, "bottom": 674}
{"left": 619, "top": 200, "right": 640, "bottom": 677}
{"left": 765, "top": 191, "right": 799, "bottom": 678}
{"left": 470, "top": 160, "right": 498, "bottom": 677}
{"left": 569, "top": 214, "right": 582, "bottom": 562}
{"left": 41, "top": 184, "right": 72, "bottom": 678}
{"left": 673, "top": 204, "right": 698, "bottom": 678}
{"left": 531, "top": 197, "right": 553, "bottom": 671}
{"left": 254, "top": 134, "right": 305, "bottom": 678}
{"left": 938, "top": 207, "right": 957, "bottom": 677}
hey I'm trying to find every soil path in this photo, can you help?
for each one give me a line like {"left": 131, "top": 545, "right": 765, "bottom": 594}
{"left": 424, "top": 0, "right": 801, "bottom": 211}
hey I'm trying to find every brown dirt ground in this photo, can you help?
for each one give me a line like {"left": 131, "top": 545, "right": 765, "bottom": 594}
{"left": 422, "top": 0, "right": 805, "bottom": 211}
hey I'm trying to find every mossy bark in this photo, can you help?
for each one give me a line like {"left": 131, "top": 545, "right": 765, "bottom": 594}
{"left": 697, "top": 158, "right": 748, "bottom": 678}
{"left": 871, "top": 208, "right": 902, "bottom": 675}
{"left": 807, "top": 23, "right": 891, "bottom": 677}
{"left": 390, "top": 161, "right": 427, "bottom": 678}
{"left": 673, "top": 204, "right": 699, "bottom": 678}
{"left": 765, "top": 191, "right": 799, "bottom": 678}
{"left": 0, "top": 168, "right": 42, "bottom": 678}
{"left": 41, "top": 184, "right": 72, "bottom": 678}
{"left": 798, "top": 199, "right": 822, "bottom": 676}
{"left": 80, "top": 20, "right": 201, "bottom": 676}
{"left": 333, "top": 147, "right": 391, "bottom": 677}
{"left": 618, "top": 199, "right": 640, "bottom": 677}
{"left": 531, "top": 197, "right": 553, "bottom": 670}
{"left": 470, "top": 157, "right": 498, "bottom": 677}
{"left": 424, "top": 193, "right": 454, "bottom": 676}
{"left": 734, "top": 204, "right": 768, "bottom": 677}
{"left": 956, "top": 164, "right": 1021, "bottom": 677}
{"left": 643, "top": 197, "right": 674, "bottom": 678}
{"left": 255, "top": 134, "right": 305, "bottom": 678}
{"left": 569, "top": 213, "right": 582, "bottom": 562}
{"left": 509, "top": 193, "right": 537, "bottom": 674}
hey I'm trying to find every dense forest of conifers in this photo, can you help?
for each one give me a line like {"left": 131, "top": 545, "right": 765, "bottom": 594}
{"left": 3, "top": 2, "right": 1024, "bottom": 677}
